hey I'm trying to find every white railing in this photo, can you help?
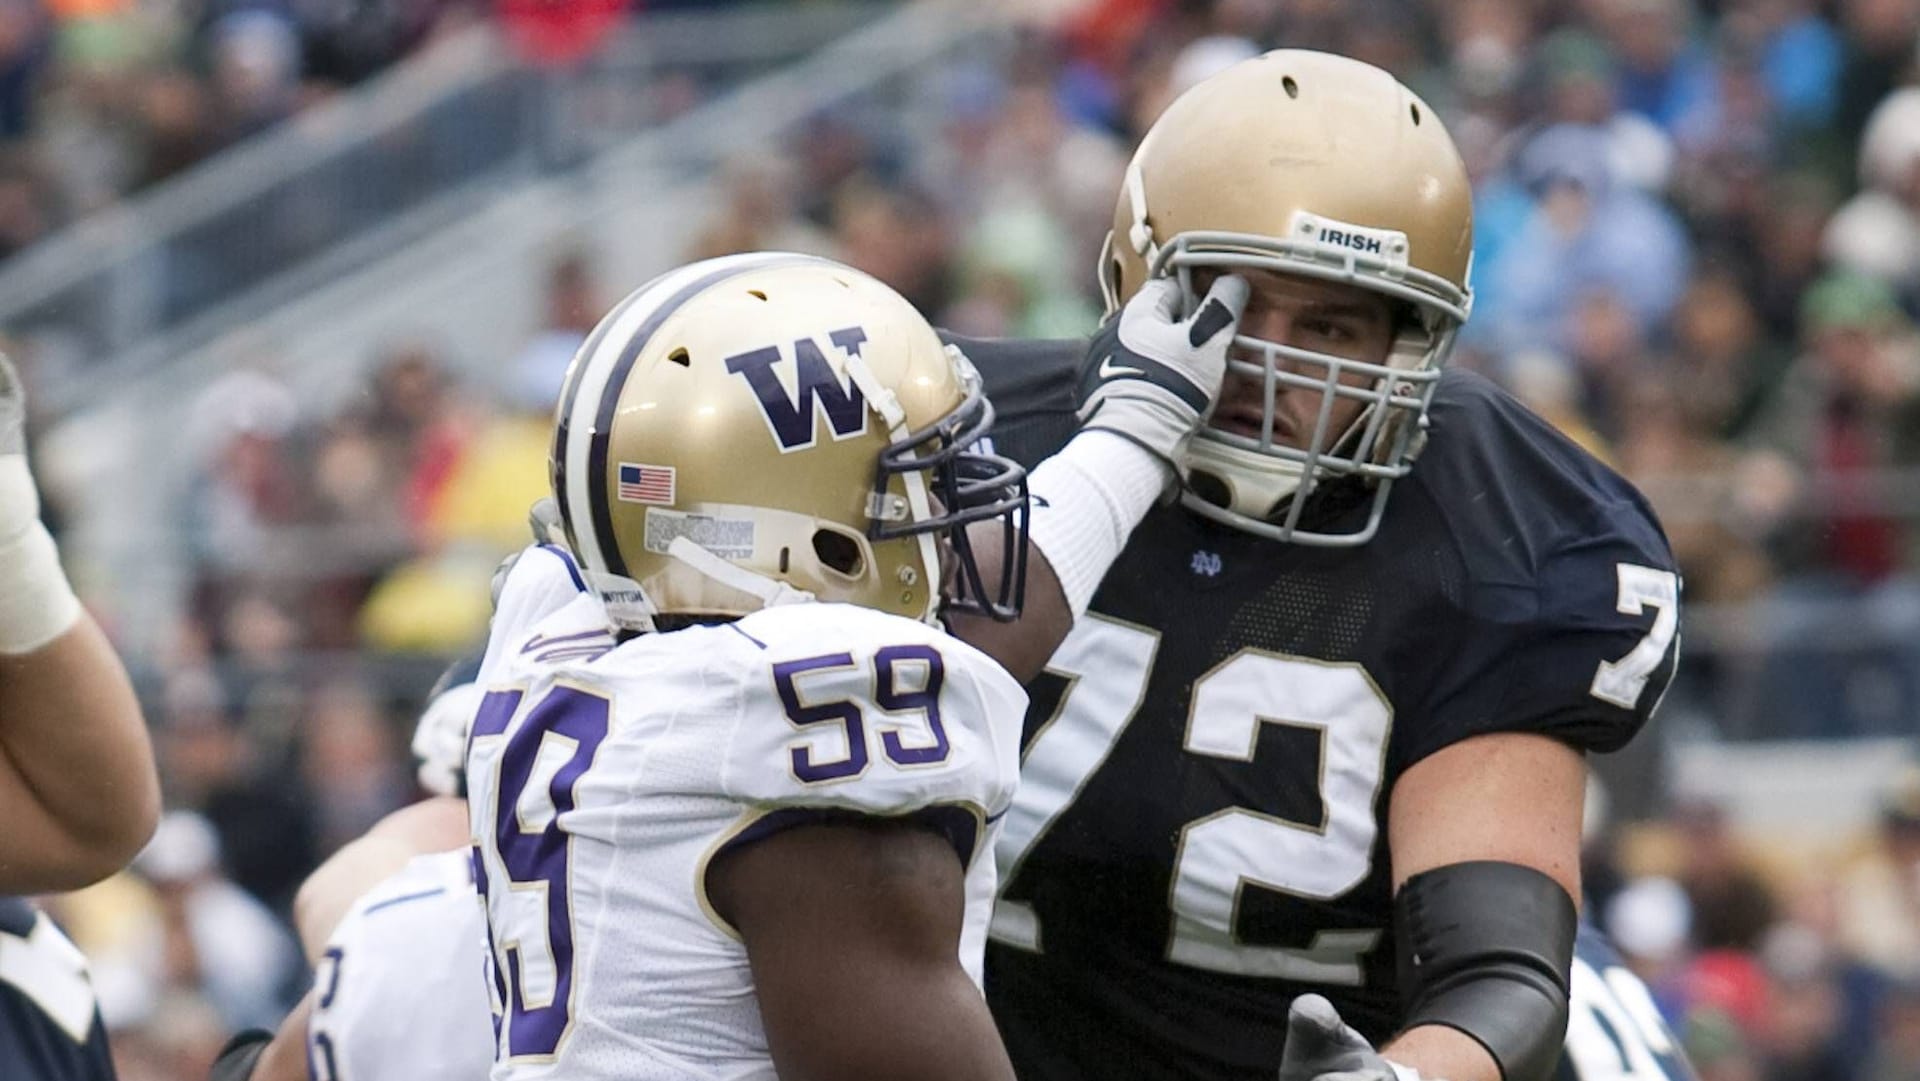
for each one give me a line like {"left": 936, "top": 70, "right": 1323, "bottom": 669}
{"left": 45, "top": 0, "right": 1014, "bottom": 658}
{"left": 0, "top": 2, "right": 897, "bottom": 412}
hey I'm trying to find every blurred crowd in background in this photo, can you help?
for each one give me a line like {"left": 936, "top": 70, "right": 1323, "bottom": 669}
{"left": 3, "top": 0, "right": 1920, "bottom": 1078}
{"left": 0, "top": 0, "right": 474, "bottom": 260}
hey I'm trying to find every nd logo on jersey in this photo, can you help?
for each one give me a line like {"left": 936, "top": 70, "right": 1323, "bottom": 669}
{"left": 725, "top": 326, "right": 871, "bottom": 451}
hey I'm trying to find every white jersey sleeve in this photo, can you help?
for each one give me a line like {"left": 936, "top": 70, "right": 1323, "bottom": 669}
{"left": 307, "top": 851, "right": 494, "bottom": 1081}
{"left": 465, "top": 600, "right": 1026, "bottom": 1081}
{"left": 478, "top": 544, "right": 608, "bottom": 683}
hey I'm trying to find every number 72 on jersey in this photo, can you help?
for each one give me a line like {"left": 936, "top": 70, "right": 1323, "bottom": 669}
{"left": 990, "top": 562, "right": 1678, "bottom": 982}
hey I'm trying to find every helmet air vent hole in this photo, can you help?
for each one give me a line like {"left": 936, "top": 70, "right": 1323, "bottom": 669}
{"left": 812, "top": 530, "right": 863, "bottom": 576}
{"left": 1410, "top": 103, "right": 1422, "bottom": 125}
{"left": 1282, "top": 75, "right": 1299, "bottom": 99}
{"left": 748, "top": 289, "right": 768, "bottom": 301}
{"left": 668, "top": 347, "right": 691, "bottom": 367}
{"left": 778, "top": 547, "right": 790, "bottom": 574}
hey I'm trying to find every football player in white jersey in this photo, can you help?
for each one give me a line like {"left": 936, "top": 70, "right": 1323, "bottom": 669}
{"left": 301, "top": 821, "right": 491, "bottom": 1081}
{"left": 208, "top": 662, "right": 495, "bottom": 1081}
{"left": 206, "top": 239, "right": 1251, "bottom": 1081}
{"left": 466, "top": 252, "right": 1045, "bottom": 1081}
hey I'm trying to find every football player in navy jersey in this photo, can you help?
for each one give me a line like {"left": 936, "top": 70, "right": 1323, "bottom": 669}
{"left": 0, "top": 898, "right": 116, "bottom": 1081}
{"left": 942, "top": 49, "right": 1684, "bottom": 1081}
{"left": 1266, "top": 924, "right": 1699, "bottom": 1081}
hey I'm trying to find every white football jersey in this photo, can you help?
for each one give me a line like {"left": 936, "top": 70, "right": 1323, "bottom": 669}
{"left": 467, "top": 545, "right": 1026, "bottom": 1080}
{"left": 307, "top": 850, "right": 493, "bottom": 1081}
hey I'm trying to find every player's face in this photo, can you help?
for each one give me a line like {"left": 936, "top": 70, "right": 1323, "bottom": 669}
{"left": 1195, "top": 268, "right": 1397, "bottom": 452}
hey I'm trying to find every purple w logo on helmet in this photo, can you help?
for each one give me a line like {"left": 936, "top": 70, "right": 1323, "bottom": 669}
{"left": 725, "top": 326, "right": 872, "bottom": 451}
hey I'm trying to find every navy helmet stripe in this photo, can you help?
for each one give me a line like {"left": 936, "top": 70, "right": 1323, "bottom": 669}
{"left": 583, "top": 254, "right": 824, "bottom": 578}
{"left": 551, "top": 269, "right": 674, "bottom": 559}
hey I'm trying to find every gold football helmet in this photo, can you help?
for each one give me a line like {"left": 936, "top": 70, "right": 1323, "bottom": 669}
{"left": 1102, "top": 49, "right": 1475, "bottom": 545}
{"left": 551, "top": 253, "right": 1028, "bottom": 629}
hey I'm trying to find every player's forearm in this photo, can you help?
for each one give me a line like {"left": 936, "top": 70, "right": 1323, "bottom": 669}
{"left": 951, "top": 428, "right": 1174, "bottom": 682}
{"left": 947, "top": 531, "right": 1071, "bottom": 684}
{"left": 254, "top": 995, "right": 316, "bottom": 1081}
{"left": 294, "top": 796, "right": 471, "bottom": 961}
{"left": 208, "top": 995, "right": 314, "bottom": 1081}
{"left": 1382, "top": 1024, "right": 1503, "bottom": 1081}
{"left": 771, "top": 976, "right": 1016, "bottom": 1081}
{"left": 0, "top": 615, "right": 158, "bottom": 891}
{"left": 294, "top": 833, "right": 417, "bottom": 962}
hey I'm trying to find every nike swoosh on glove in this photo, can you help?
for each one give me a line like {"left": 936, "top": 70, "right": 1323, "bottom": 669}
{"left": 1278, "top": 995, "right": 1428, "bottom": 1081}
{"left": 1076, "top": 273, "right": 1249, "bottom": 466}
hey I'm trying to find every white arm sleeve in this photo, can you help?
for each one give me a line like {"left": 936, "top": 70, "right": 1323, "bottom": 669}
{"left": 1026, "top": 429, "right": 1171, "bottom": 617}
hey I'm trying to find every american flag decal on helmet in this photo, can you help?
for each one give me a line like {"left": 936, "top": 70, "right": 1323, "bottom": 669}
{"left": 617, "top": 463, "right": 675, "bottom": 505}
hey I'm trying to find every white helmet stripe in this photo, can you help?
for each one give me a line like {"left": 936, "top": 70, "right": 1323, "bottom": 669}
{"left": 556, "top": 252, "right": 830, "bottom": 579}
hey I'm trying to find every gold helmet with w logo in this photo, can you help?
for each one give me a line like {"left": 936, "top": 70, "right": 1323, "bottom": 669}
{"left": 551, "top": 253, "right": 1028, "bottom": 629}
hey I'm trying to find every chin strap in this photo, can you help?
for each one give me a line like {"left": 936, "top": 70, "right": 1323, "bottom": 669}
{"left": 666, "top": 537, "right": 815, "bottom": 610}
{"left": 1124, "top": 159, "right": 1158, "bottom": 265}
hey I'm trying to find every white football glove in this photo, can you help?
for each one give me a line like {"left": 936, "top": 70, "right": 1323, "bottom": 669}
{"left": 489, "top": 498, "right": 573, "bottom": 607}
{"left": 528, "top": 496, "right": 568, "bottom": 548}
{"left": 1278, "top": 995, "right": 1428, "bottom": 1081}
{"left": 1077, "top": 274, "right": 1250, "bottom": 465}
{"left": 0, "top": 354, "right": 80, "bottom": 654}
{"left": 412, "top": 679, "right": 483, "bottom": 798}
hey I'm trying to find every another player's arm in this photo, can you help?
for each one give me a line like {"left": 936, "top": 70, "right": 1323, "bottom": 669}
{"left": 253, "top": 995, "right": 314, "bottom": 1081}
{"left": 951, "top": 277, "right": 1248, "bottom": 683}
{"left": 1278, "top": 733, "right": 1583, "bottom": 1081}
{"left": 206, "top": 993, "right": 312, "bottom": 1081}
{"left": 946, "top": 535, "right": 1070, "bottom": 684}
{"left": 294, "top": 648, "right": 479, "bottom": 960}
{"left": 1368, "top": 541, "right": 1678, "bottom": 1081}
{"left": 1374, "top": 732, "right": 1586, "bottom": 1081}
{"left": 0, "top": 353, "right": 159, "bottom": 892}
{"left": 711, "top": 818, "right": 1016, "bottom": 1081}
{"left": 292, "top": 794, "right": 470, "bottom": 963}
{"left": 217, "top": 793, "right": 472, "bottom": 1081}
{"left": 0, "top": 617, "right": 160, "bottom": 893}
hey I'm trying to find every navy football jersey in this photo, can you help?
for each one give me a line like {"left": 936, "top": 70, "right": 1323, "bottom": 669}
{"left": 1558, "top": 924, "right": 1697, "bottom": 1081}
{"left": 0, "top": 899, "right": 115, "bottom": 1081}
{"left": 951, "top": 334, "right": 1682, "bottom": 1081}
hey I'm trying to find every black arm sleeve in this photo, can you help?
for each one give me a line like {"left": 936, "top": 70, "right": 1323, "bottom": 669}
{"left": 1394, "top": 861, "right": 1577, "bottom": 1081}
{"left": 207, "top": 1029, "right": 272, "bottom": 1081}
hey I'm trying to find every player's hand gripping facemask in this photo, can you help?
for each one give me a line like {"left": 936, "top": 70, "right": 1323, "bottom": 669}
{"left": 1099, "top": 50, "right": 1475, "bottom": 546}
{"left": 1076, "top": 275, "right": 1250, "bottom": 470}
